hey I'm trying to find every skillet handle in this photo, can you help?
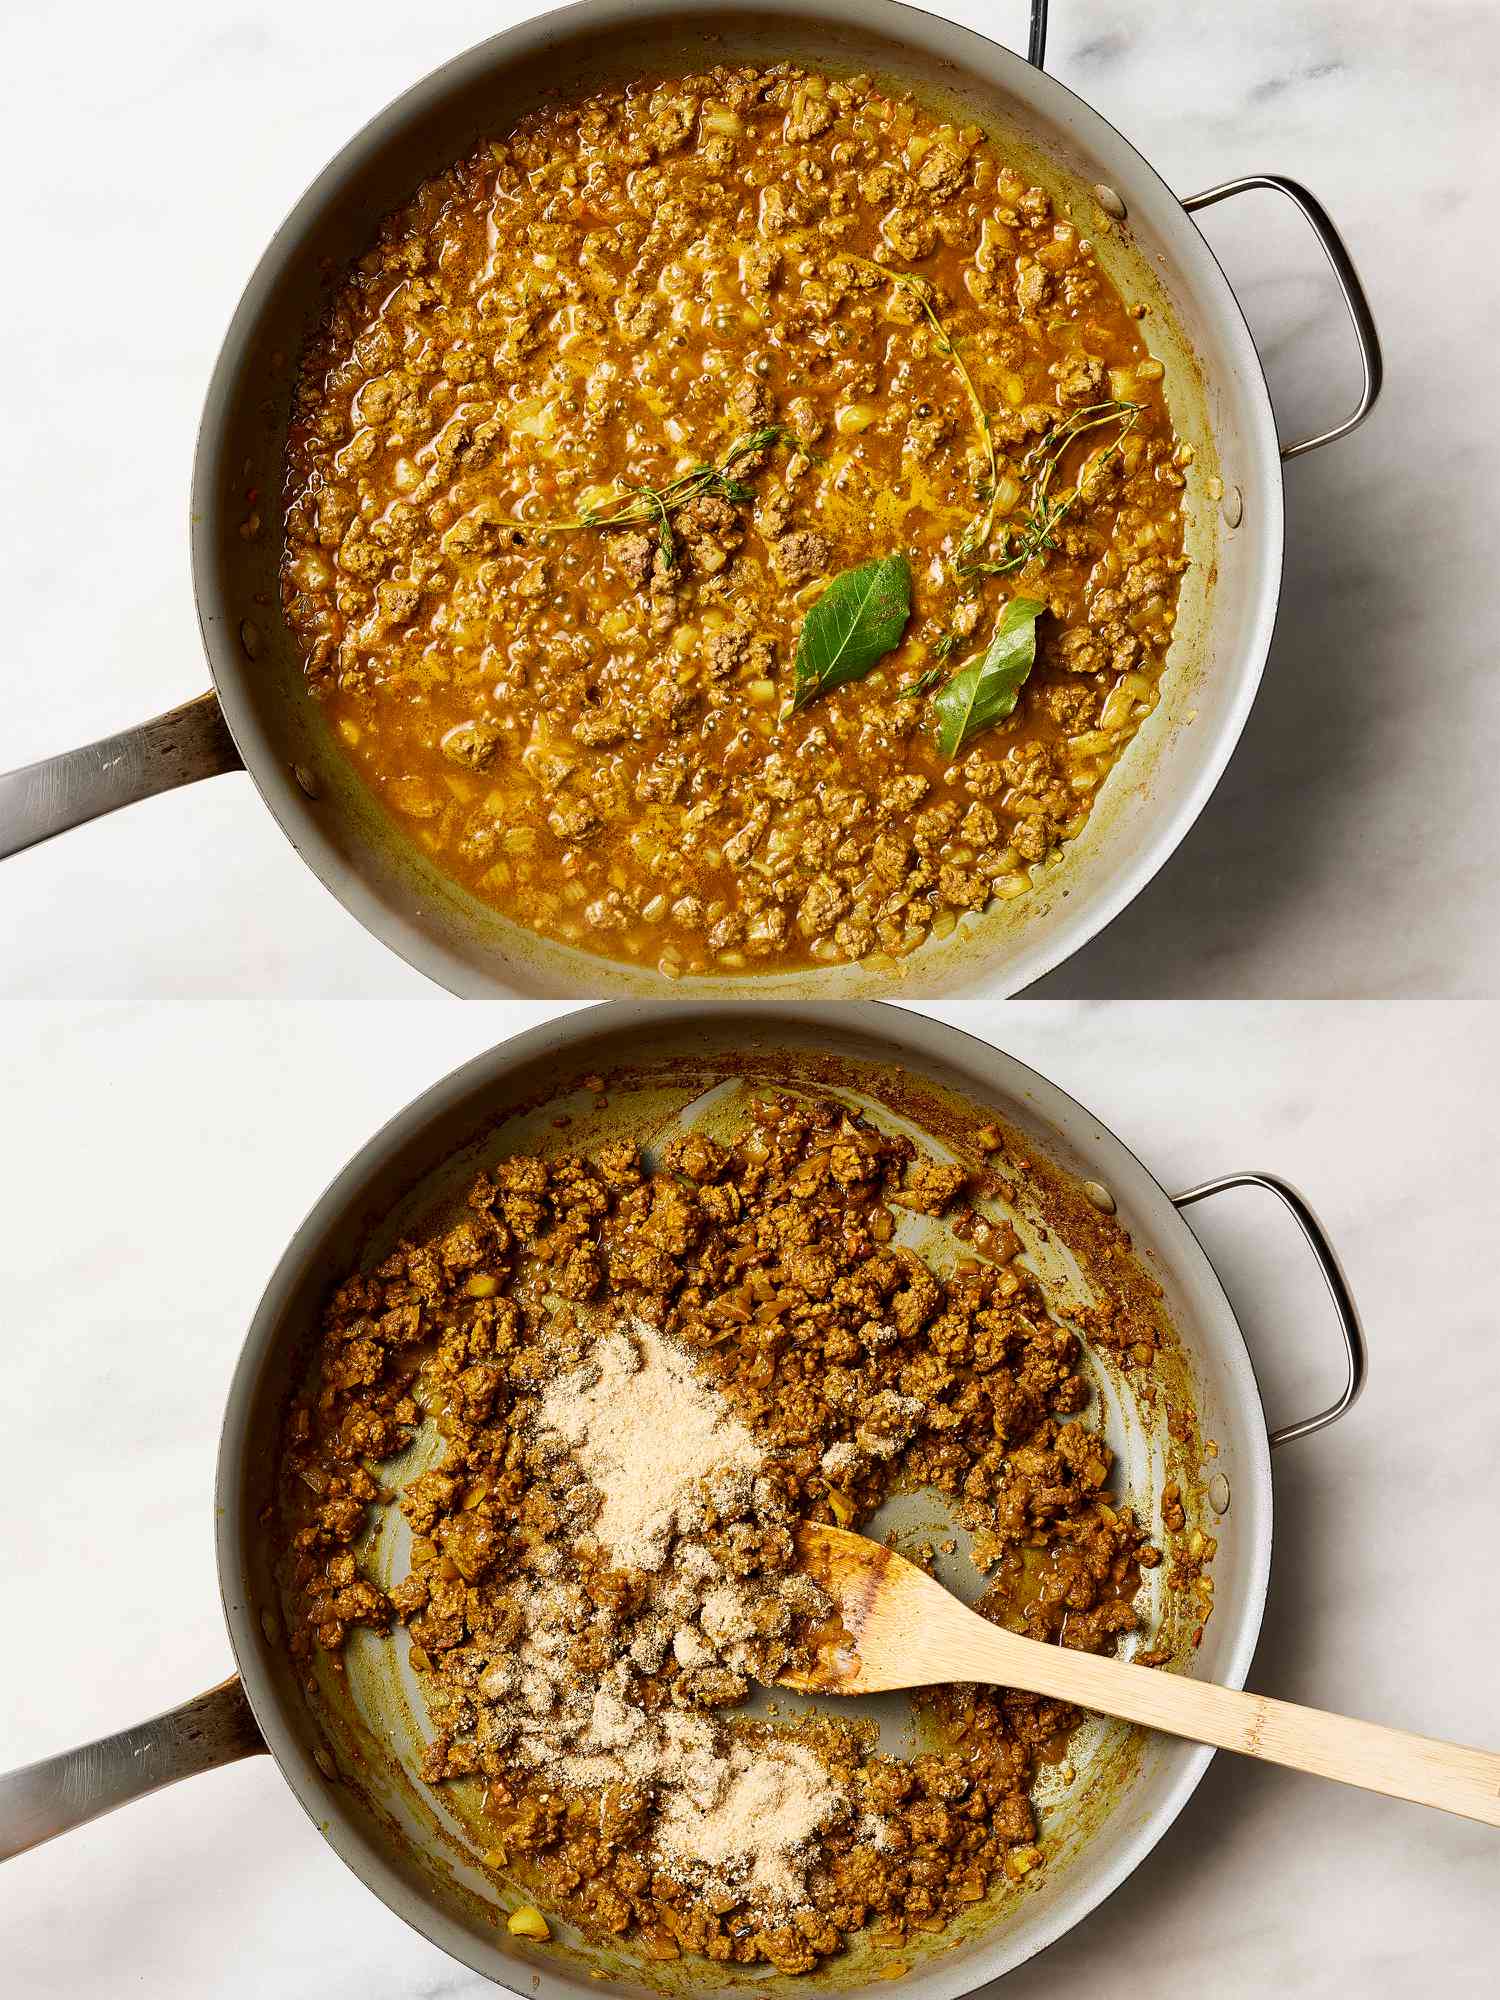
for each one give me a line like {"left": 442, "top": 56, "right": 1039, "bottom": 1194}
{"left": 0, "top": 691, "right": 244, "bottom": 860}
{"left": 1181, "top": 175, "right": 1383, "bottom": 460}
{"left": 0, "top": 1676, "right": 267, "bottom": 1861}
{"left": 1172, "top": 1172, "right": 1367, "bottom": 1448}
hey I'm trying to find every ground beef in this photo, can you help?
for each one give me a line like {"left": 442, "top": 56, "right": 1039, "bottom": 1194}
{"left": 773, "top": 530, "right": 830, "bottom": 585}
{"left": 282, "top": 65, "right": 1187, "bottom": 979}
{"left": 277, "top": 1091, "right": 1191, "bottom": 1973}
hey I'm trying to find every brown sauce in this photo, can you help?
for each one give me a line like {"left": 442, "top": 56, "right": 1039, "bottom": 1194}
{"left": 281, "top": 64, "right": 1188, "bottom": 977}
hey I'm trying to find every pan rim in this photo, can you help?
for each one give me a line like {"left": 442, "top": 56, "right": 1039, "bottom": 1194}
{"left": 213, "top": 998, "right": 1274, "bottom": 1995}
{"left": 187, "top": 0, "right": 1285, "bottom": 1000}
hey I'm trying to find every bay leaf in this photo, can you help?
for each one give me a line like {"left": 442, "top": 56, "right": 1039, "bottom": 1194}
{"left": 933, "top": 596, "right": 1046, "bottom": 758}
{"left": 791, "top": 553, "right": 912, "bottom": 710}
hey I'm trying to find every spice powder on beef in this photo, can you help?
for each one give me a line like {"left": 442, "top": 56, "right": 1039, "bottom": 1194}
{"left": 277, "top": 1093, "right": 1180, "bottom": 1973}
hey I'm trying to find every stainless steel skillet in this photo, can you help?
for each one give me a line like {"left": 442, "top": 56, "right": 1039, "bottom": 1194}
{"left": 0, "top": 1001, "right": 1364, "bottom": 1991}
{"left": 0, "top": 0, "right": 1380, "bottom": 997}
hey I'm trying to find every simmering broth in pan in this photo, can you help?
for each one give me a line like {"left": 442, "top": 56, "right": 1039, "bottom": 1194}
{"left": 281, "top": 65, "right": 1188, "bottom": 979}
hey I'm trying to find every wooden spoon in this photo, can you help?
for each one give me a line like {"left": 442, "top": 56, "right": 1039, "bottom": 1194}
{"left": 781, "top": 1525, "right": 1500, "bottom": 1828}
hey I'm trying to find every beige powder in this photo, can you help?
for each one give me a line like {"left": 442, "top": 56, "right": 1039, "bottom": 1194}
{"left": 657, "top": 1738, "right": 846, "bottom": 1903}
{"left": 537, "top": 1316, "right": 765, "bottom": 1571}
{"left": 455, "top": 1316, "right": 863, "bottom": 1911}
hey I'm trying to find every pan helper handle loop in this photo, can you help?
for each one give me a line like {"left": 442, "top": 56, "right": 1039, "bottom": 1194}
{"left": 1172, "top": 1171, "right": 1367, "bottom": 1447}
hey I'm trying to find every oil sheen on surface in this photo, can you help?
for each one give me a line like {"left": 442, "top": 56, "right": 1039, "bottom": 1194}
{"left": 281, "top": 66, "right": 1189, "bottom": 977}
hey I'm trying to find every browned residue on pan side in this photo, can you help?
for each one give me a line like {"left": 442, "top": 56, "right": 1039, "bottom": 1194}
{"left": 253, "top": 1028, "right": 1215, "bottom": 1995}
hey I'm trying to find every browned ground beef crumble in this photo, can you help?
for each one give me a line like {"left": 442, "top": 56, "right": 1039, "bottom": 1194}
{"left": 279, "top": 1095, "right": 1199, "bottom": 1972}
{"left": 282, "top": 64, "right": 1188, "bottom": 978}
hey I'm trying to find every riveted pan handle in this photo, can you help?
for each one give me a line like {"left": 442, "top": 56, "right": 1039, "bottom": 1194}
{"left": 1181, "top": 175, "right": 1383, "bottom": 459}
{"left": 0, "top": 691, "right": 244, "bottom": 860}
{"left": 0, "top": 1676, "right": 267, "bottom": 1861}
{"left": 1172, "top": 1172, "right": 1367, "bottom": 1447}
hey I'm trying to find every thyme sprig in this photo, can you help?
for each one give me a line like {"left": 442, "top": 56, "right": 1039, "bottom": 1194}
{"left": 847, "top": 254, "right": 1143, "bottom": 590}
{"left": 512, "top": 424, "right": 802, "bottom": 567}
{"left": 964, "top": 397, "right": 1144, "bottom": 578}
{"left": 840, "top": 255, "right": 1001, "bottom": 577}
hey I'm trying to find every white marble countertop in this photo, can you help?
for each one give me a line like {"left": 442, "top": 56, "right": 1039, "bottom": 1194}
{"left": 2, "top": 999, "right": 1497, "bottom": 1994}
{"left": 2, "top": 0, "right": 1497, "bottom": 998}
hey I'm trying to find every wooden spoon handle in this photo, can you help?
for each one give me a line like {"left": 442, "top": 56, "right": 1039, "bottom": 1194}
{"left": 961, "top": 1628, "right": 1500, "bottom": 1826}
